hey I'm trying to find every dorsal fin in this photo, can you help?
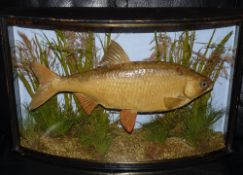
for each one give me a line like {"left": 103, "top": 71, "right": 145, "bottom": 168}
{"left": 99, "top": 40, "right": 130, "bottom": 67}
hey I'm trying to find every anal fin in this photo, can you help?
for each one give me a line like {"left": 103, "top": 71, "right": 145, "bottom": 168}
{"left": 75, "top": 93, "right": 97, "bottom": 115}
{"left": 120, "top": 109, "right": 137, "bottom": 133}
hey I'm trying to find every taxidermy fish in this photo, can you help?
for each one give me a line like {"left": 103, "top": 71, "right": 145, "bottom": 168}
{"left": 29, "top": 40, "right": 213, "bottom": 133}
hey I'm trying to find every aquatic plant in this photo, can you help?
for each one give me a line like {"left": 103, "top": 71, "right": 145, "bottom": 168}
{"left": 19, "top": 105, "right": 41, "bottom": 148}
{"left": 142, "top": 108, "right": 189, "bottom": 143}
{"left": 182, "top": 105, "right": 223, "bottom": 147}
{"left": 28, "top": 98, "right": 78, "bottom": 137}
{"left": 97, "top": 33, "right": 112, "bottom": 56}
{"left": 79, "top": 107, "right": 113, "bottom": 157}
{"left": 143, "top": 116, "right": 170, "bottom": 143}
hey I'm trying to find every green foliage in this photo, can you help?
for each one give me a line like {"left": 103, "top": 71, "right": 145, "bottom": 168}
{"left": 19, "top": 106, "right": 41, "bottom": 146}
{"left": 182, "top": 105, "right": 223, "bottom": 147}
{"left": 29, "top": 98, "right": 78, "bottom": 137}
{"left": 98, "top": 33, "right": 112, "bottom": 56}
{"left": 143, "top": 116, "right": 170, "bottom": 143}
{"left": 79, "top": 107, "right": 112, "bottom": 156}
{"left": 143, "top": 108, "right": 189, "bottom": 143}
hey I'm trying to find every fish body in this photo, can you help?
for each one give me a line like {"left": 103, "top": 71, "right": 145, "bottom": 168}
{"left": 56, "top": 62, "right": 211, "bottom": 112}
{"left": 29, "top": 40, "right": 213, "bottom": 133}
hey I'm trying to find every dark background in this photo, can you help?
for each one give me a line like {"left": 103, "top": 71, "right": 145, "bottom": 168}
{"left": 0, "top": 0, "right": 243, "bottom": 174}
{"left": 0, "top": 0, "right": 241, "bottom": 8}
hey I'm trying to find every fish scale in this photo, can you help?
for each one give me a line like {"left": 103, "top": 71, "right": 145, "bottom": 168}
{"left": 71, "top": 65, "right": 191, "bottom": 112}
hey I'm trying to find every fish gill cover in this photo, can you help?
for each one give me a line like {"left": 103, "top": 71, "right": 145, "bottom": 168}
{"left": 13, "top": 28, "right": 233, "bottom": 161}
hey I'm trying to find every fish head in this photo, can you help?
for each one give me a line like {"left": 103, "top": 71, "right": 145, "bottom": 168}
{"left": 184, "top": 74, "right": 213, "bottom": 100}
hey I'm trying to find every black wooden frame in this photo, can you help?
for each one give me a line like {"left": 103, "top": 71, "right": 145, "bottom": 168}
{"left": 1, "top": 8, "right": 243, "bottom": 173}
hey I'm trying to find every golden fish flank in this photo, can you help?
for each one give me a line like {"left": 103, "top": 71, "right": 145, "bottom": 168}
{"left": 29, "top": 40, "right": 213, "bottom": 133}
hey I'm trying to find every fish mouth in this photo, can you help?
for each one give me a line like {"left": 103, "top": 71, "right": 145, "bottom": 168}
{"left": 207, "top": 79, "right": 214, "bottom": 91}
{"left": 206, "top": 86, "right": 213, "bottom": 93}
{"left": 203, "top": 79, "right": 214, "bottom": 94}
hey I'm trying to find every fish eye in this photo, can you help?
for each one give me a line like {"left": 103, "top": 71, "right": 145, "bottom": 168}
{"left": 200, "top": 80, "right": 208, "bottom": 89}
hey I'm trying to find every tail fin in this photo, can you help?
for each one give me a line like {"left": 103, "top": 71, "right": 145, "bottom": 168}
{"left": 29, "top": 63, "right": 59, "bottom": 110}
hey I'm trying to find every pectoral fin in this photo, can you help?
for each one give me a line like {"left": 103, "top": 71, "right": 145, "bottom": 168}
{"left": 120, "top": 110, "right": 137, "bottom": 133}
{"left": 164, "top": 97, "right": 187, "bottom": 110}
{"left": 75, "top": 93, "right": 97, "bottom": 115}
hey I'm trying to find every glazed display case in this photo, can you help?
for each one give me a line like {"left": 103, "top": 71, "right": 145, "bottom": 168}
{"left": 1, "top": 2, "right": 243, "bottom": 174}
